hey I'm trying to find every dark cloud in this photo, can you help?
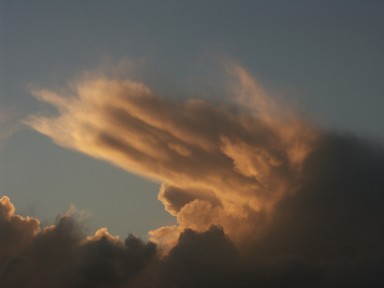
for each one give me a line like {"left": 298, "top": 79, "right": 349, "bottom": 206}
{"left": 2, "top": 133, "right": 384, "bottom": 288}
{"left": 17, "top": 63, "right": 384, "bottom": 287}
{"left": 161, "top": 226, "right": 239, "bottom": 288}
{"left": 251, "top": 133, "right": 384, "bottom": 263}
{"left": 0, "top": 196, "right": 39, "bottom": 270}
{"left": 0, "top": 200, "right": 157, "bottom": 288}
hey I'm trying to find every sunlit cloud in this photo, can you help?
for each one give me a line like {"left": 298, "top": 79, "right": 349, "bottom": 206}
{"left": 26, "top": 62, "right": 318, "bottom": 250}
{"left": 1, "top": 60, "right": 383, "bottom": 287}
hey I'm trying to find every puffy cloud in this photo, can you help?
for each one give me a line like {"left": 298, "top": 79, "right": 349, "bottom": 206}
{"left": 0, "top": 197, "right": 157, "bottom": 288}
{"left": 0, "top": 196, "right": 40, "bottom": 267}
{"left": 26, "top": 63, "right": 317, "bottom": 249}
{"left": 14, "top": 62, "right": 384, "bottom": 287}
{"left": 1, "top": 183, "right": 384, "bottom": 288}
{"left": 160, "top": 226, "right": 239, "bottom": 288}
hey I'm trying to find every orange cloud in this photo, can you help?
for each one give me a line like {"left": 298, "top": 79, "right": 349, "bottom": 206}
{"left": 26, "top": 62, "right": 318, "bottom": 251}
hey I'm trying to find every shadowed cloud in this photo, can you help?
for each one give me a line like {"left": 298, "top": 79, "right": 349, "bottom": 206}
{"left": 6, "top": 62, "right": 382, "bottom": 287}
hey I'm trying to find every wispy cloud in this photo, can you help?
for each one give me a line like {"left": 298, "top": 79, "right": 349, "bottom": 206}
{"left": 9, "top": 61, "right": 383, "bottom": 287}
{"left": 0, "top": 107, "right": 23, "bottom": 145}
{"left": 26, "top": 62, "right": 318, "bottom": 250}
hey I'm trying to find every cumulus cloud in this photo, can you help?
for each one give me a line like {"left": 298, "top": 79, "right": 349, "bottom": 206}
{"left": 11, "top": 61, "right": 384, "bottom": 287}
{"left": 0, "top": 196, "right": 157, "bottom": 288}
{"left": 1, "top": 196, "right": 383, "bottom": 287}
{"left": 26, "top": 63, "right": 317, "bottom": 249}
{"left": 0, "top": 196, "right": 40, "bottom": 266}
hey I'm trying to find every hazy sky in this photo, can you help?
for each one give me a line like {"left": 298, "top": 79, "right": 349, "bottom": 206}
{"left": 1, "top": 0, "right": 384, "bottom": 240}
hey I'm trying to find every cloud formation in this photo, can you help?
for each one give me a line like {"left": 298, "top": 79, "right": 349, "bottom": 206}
{"left": 26, "top": 63, "right": 317, "bottom": 249}
{"left": 1, "top": 192, "right": 383, "bottom": 287}
{"left": 13, "top": 62, "right": 384, "bottom": 286}
{"left": 0, "top": 107, "right": 22, "bottom": 144}
{"left": 0, "top": 196, "right": 157, "bottom": 288}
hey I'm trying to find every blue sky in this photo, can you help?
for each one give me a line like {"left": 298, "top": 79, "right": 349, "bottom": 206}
{"left": 1, "top": 0, "right": 384, "bottom": 238}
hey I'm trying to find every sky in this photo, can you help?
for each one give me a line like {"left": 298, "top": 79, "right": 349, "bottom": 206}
{"left": 1, "top": 1, "right": 384, "bottom": 287}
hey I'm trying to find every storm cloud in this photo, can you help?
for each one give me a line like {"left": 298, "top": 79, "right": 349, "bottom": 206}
{"left": 0, "top": 196, "right": 157, "bottom": 288}
{"left": 26, "top": 63, "right": 317, "bottom": 250}
{"left": 4, "top": 63, "right": 382, "bottom": 287}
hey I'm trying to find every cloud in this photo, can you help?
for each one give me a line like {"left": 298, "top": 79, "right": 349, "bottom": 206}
{"left": 0, "top": 196, "right": 157, "bottom": 288}
{"left": 26, "top": 62, "right": 317, "bottom": 250}
{"left": 160, "top": 226, "right": 240, "bottom": 288}
{"left": 0, "top": 107, "right": 23, "bottom": 145}
{"left": 0, "top": 196, "right": 40, "bottom": 265}
{"left": 1, "top": 187, "right": 384, "bottom": 287}
{"left": 251, "top": 133, "right": 384, "bottom": 262}
{"left": 14, "top": 61, "right": 384, "bottom": 286}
